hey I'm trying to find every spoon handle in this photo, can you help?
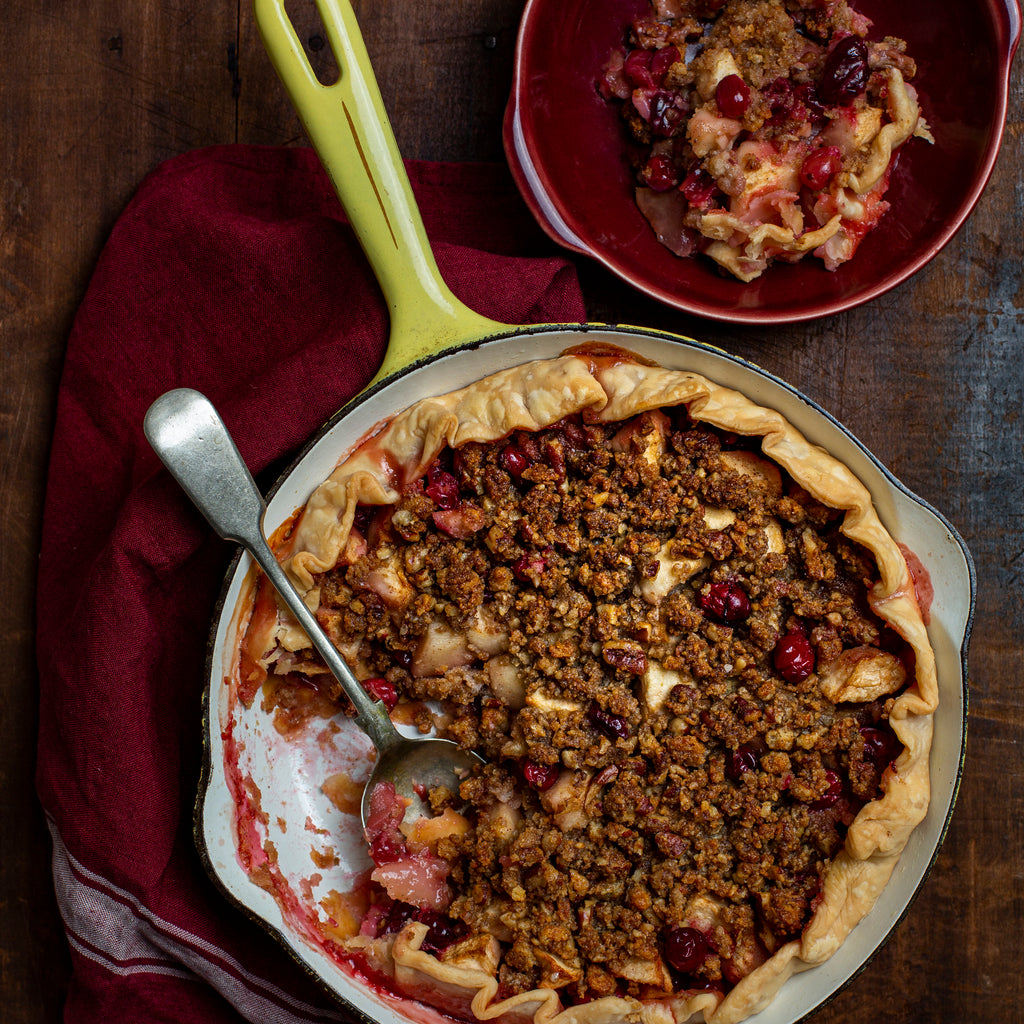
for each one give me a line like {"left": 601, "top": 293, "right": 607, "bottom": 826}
{"left": 144, "top": 388, "right": 400, "bottom": 752}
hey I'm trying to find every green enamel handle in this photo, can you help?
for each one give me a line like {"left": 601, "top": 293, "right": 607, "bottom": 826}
{"left": 253, "top": 0, "right": 505, "bottom": 386}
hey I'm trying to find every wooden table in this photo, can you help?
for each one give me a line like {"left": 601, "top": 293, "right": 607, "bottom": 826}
{"left": 2, "top": 1, "right": 1020, "bottom": 1021}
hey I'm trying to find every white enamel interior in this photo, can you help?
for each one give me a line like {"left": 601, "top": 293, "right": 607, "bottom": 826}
{"left": 200, "top": 327, "right": 971, "bottom": 1024}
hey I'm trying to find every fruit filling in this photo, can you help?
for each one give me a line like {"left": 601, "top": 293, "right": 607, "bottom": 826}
{"left": 597, "top": 0, "right": 933, "bottom": 280}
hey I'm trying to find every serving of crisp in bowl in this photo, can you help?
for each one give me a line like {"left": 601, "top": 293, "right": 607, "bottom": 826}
{"left": 503, "top": 0, "right": 1020, "bottom": 322}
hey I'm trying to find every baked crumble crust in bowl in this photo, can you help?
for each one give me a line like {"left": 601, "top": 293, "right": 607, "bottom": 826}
{"left": 198, "top": 332, "right": 972, "bottom": 1024}
{"left": 503, "top": 0, "right": 1021, "bottom": 321}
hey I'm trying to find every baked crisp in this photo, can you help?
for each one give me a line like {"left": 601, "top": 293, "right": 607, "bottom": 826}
{"left": 239, "top": 351, "right": 937, "bottom": 1024}
{"left": 598, "top": 0, "right": 933, "bottom": 280}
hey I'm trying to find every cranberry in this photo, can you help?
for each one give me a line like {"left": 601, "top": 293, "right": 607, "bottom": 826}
{"left": 763, "top": 77, "right": 795, "bottom": 124}
{"left": 774, "top": 629, "right": 815, "bottom": 683}
{"left": 819, "top": 36, "right": 869, "bottom": 106}
{"left": 799, "top": 145, "right": 842, "bottom": 190}
{"left": 726, "top": 746, "right": 759, "bottom": 782}
{"left": 623, "top": 46, "right": 679, "bottom": 89}
{"left": 353, "top": 503, "right": 374, "bottom": 533}
{"left": 643, "top": 153, "right": 679, "bottom": 192}
{"left": 501, "top": 445, "right": 531, "bottom": 479}
{"left": 559, "top": 420, "right": 591, "bottom": 456}
{"left": 663, "top": 926, "right": 709, "bottom": 974}
{"left": 587, "top": 701, "right": 631, "bottom": 741}
{"left": 369, "top": 828, "right": 406, "bottom": 866}
{"left": 392, "top": 649, "right": 413, "bottom": 671}
{"left": 363, "top": 677, "right": 398, "bottom": 711}
{"left": 602, "top": 643, "right": 648, "bottom": 675}
{"left": 794, "top": 82, "right": 825, "bottom": 119}
{"left": 699, "top": 581, "right": 751, "bottom": 623}
{"left": 679, "top": 167, "right": 717, "bottom": 208}
{"left": 417, "top": 910, "right": 469, "bottom": 955}
{"left": 379, "top": 904, "right": 467, "bottom": 953}
{"left": 810, "top": 769, "right": 843, "bottom": 809}
{"left": 523, "top": 760, "right": 559, "bottom": 790}
{"left": 623, "top": 49, "right": 657, "bottom": 89}
{"left": 715, "top": 74, "right": 750, "bottom": 118}
{"left": 377, "top": 900, "right": 418, "bottom": 936}
{"left": 424, "top": 462, "right": 459, "bottom": 509}
{"left": 512, "top": 552, "right": 547, "bottom": 582}
{"left": 861, "top": 725, "right": 901, "bottom": 768}
{"left": 649, "top": 91, "right": 683, "bottom": 136}
{"left": 650, "top": 45, "right": 681, "bottom": 82}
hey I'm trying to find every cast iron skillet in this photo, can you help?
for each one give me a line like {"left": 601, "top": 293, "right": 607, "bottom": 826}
{"left": 195, "top": 2, "right": 974, "bottom": 1022}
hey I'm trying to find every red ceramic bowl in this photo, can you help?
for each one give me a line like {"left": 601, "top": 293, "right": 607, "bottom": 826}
{"left": 504, "top": 0, "right": 1021, "bottom": 323}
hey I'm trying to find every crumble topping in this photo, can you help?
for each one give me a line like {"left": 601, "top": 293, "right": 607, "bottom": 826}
{"left": 300, "top": 408, "right": 909, "bottom": 1001}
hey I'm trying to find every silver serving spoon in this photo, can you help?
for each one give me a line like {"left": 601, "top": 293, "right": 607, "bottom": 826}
{"left": 144, "top": 388, "right": 482, "bottom": 829}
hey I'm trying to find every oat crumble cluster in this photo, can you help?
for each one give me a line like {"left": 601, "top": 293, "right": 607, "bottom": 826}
{"left": 306, "top": 407, "right": 910, "bottom": 1003}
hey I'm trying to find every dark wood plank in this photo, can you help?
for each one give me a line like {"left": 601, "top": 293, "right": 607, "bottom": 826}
{"left": 2, "top": 0, "right": 1021, "bottom": 1022}
{"left": 0, "top": 1, "right": 244, "bottom": 1019}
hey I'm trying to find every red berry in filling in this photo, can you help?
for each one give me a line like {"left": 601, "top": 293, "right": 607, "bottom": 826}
{"left": 793, "top": 81, "right": 825, "bottom": 119}
{"left": 512, "top": 552, "right": 547, "bottom": 582}
{"left": 587, "top": 701, "right": 631, "bottom": 740}
{"left": 559, "top": 420, "right": 591, "bottom": 455}
{"left": 377, "top": 900, "right": 418, "bottom": 936}
{"left": 715, "top": 74, "right": 750, "bottom": 118}
{"left": 623, "top": 49, "right": 656, "bottom": 89}
{"left": 650, "top": 45, "right": 681, "bottom": 82}
{"left": 699, "top": 581, "right": 751, "bottom": 623}
{"left": 417, "top": 909, "right": 470, "bottom": 955}
{"left": 649, "top": 91, "right": 683, "bottom": 136}
{"left": 680, "top": 167, "right": 717, "bottom": 208}
{"left": 643, "top": 153, "right": 678, "bottom": 192}
{"left": 799, "top": 146, "right": 842, "bottom": 190}
{"left": 523, "top": 760, "right": 559, "bottom": 790}
{"left": 425, "top": 463, "right": 459, "bottom": 509}
{"left": 774, "top": 629, "right": 815, "bottom": 683}
{"left": 663, "top": 926, "right": 709, "bottom": 974}
{"left": 861, "top": 725, "right": 901, "bottom": 767}
{"left": 811, "top": 769, "right": 843, "bottom": 809}
{"left": 353, "top": 503, "right": 374, "bottom": 533}
{"left": 501, "top": 445, "right": 531, "bottom": 479}
{"left": 369, "top": 829, "right": 406, "bottom": 866}
{"left": 363, "top": 677, "right": 398, "bottom": 711}
{"left": 624, "top": 46, "right": 680, "bottom": 90}
{"left": 726, "top": 746, "right": 759, "bottom": 782}
{"left": 763, "top": 76, "right": 795, "bottom": 124}
{"left": 819, "top": 36, "right": 869, "bottom": 106}
{"left": 379, "top": 905, "right": 468, "bottom": 955}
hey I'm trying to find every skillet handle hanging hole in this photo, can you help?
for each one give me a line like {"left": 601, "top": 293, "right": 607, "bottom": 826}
{"left": 281, "top": 0, "right": 340, "bottom": 85}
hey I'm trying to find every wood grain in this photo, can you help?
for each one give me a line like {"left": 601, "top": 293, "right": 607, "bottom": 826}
{"left": 2, "top": 0, "right": 1021, "bottom": 1022}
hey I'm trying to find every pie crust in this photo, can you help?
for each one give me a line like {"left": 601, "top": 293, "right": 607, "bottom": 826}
{"left": 239, "top": 349, "right": 937, "bottom": 1024}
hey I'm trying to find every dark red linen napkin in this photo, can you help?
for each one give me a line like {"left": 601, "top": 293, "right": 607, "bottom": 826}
{"left": 35, "top": 143, "right": 586, "bottom": 1023}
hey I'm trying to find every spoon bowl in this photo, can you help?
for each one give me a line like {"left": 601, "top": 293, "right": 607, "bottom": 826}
{"left": 362, "top": 736, "right": 482, "bottom": 828}
{"left": 143, "top": 387, "right": 482, "bottom": 827}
